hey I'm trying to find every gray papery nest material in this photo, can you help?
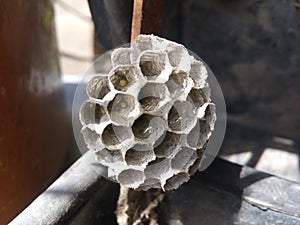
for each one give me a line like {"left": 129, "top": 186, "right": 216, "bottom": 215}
{"left": 80, "top": 35, "right": 216, "bottom": 191}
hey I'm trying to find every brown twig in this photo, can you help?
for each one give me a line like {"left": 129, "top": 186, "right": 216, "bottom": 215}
{"left": 130, "top": 0, "right": 164, "bottom": 43}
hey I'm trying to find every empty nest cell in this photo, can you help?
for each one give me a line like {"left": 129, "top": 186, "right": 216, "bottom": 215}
{"left": 187, "top": 120, "right": 211, "bottom": 149}
{"left": 86, "top": 76, "right": 110, "bottom": 100}
{"left": 167, "top": 44, "right": 192, "bottom": 72}
{"left": 154, "top": 131, "right": 181, "bottom": 158}
{"left": 111, "top": 48, "right": 131, "bottom": 66}
{"left": 168, "top": 100, "right": 197, "bottom": 134}
{"left": 166, "top": 69, "right": 189, "bottom": 94}
{"left": 132, "top": 114, "right": 166, "bottom": 144}
{"left": 188, "top": 88, "right": 206, "bottom": 108}
{"left": 117, "top": 169, "right": 145, "bottom": 186}
{"left": 101, "top": 124, "right": 134, "bottom": 150}
{"left": 125, "top": 148, "right": 155, "bottom": 166}
{"left": 80, "top": 101, "right": 108, "bottom": 125}
{"left": 139, "top": 51, "right": 167, "bottom": 80}
{"left": 81, "top": 127, "right": 102, "bottom": 150}
{"left": 138, "top": 83, "right": 169, "bottom": 114}
{"left": 96, "top": 148, "right": 123, "bottom": 165}
{"left": 189, "top": 60, "right": 208, "bottom": 89}
{"left": 144, "top": 158, "right": 172, "bottom": 180}
{"left": 136, "top": 178, "right": 161, "bottom": 191}
{"left": 171, "top": 147, "right": 197, "bottom": 172}
{"left": 163, "top": 172, "right": 190, "bottom": 191}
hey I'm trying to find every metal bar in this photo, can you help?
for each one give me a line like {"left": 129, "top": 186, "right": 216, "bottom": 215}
{"left": 9, "top": 152, "right": 300, "bottom": 224}
{"left": 9, "top": 151, "right": 113, "bottom": 225}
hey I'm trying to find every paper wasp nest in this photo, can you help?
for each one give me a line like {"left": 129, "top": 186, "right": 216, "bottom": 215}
{"left": 80, "top": 35, "right": 216, "bottom": 191}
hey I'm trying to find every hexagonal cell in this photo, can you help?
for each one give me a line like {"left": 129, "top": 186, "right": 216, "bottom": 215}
{"left": 166, "top": 69, "right": 193, "bottom": 100}
{"left": 96, "top": 148, "right": 123, "bottom": 165}
{"left": 171, "top": 147, "right": 197, "bottom": 172}
{"left": 131, "top": 35, "right": 153, "bottom": 63}
{"left": 202, "top": 103, "right": 216, "bottom": 130}
{"left": 154, "top": 132, "right": 181, "bottom": 158}
{"left": 79, "top": 101, "right": 109, "bottom": 126}
{"left": 137, "top": 178, "right": 161, "bottom": 191}
{"left": 125, "top": 148, "right": 155, "bottom": 166}
{"left": 188, "top": 149, "right": 204, "bottom": 175}
{"left": 117, "top": 169, "right": 145, "bottom": 187}
{"left": 187, "top": 120, "right": 211, "bottom": 149}
{"left": 107, "top": 93, "right": 140, "bottom": 126}
{"left": 139, "top": 51, "right": 170, "bottom": 82}
{"left": 101, "top": 124, "right": 134, "bottom": 150}
{"left": 138, "top": 83, "right": 170, "bottom": 115}
{"left": 168, "top": 100, "right": 197, "bottom": 134}
{"left": 167, "top": 43, "right": 192, "bottom": 71}
{"left": 81, "top": 126, "right": 103, "bottom": 151}
{"left": 189, "top": 60, "right": 208, "bottom": 89}
{"left": 145, "top": 158, "right": 172, "bottom": 180}
{"left": 109, "top": 65, "right": 142, "bottom": 92}
{"left": 111, "top": 48, "right": 131, "bottom": 67}
{"left": 188, "top": 88, "right": 207, "bottom": 108}
{"left": 163, "top": 172, "right": 190, "bottom": 191}
{"left": 132, "top": 114, "right": 166, "bottom": 144}
{"left": 86, "top": 76, "right": 110, "bottom": 100}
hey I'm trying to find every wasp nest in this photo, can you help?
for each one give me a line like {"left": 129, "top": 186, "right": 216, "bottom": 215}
{"left": 80, "top": 35, "right": 216, "bottom": 191}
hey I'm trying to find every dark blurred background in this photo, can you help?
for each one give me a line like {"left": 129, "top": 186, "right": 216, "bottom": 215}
{"left": 0, "top": 0, "right": 299, "bottom": 224}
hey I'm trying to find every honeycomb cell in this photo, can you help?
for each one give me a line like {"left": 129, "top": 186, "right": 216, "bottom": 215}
{"left": 111, "top": 48, "right": 131, "bottom": 67}
{"left": 171, "top": 147, "right": 197, "bottom": 172}
{"left": 109, "top": 65, "right": 143, "bottom": 92}
{"left": 189, "top": 60, "right": 208, "bottom": 89}
{"left": 139, "top": 51, "right": 171, "bottom": 82}
{"left": 167, "top": 43, "right": 192, "bottom": 71}
{"left": 136, "top": 178, "right": 161, "bottom": 191}
{"left": 188, "top": 88, "right": 207, "bottom": 108}
{"left": 132, "top": 114, "right": 166, "bottom": 144}
{"left": 164, "top": 172, "right": 190, "bottom": 191}
{"left": 79, "top": 101, "right": 108, "bottom": 126}
{"left": 167, "top": 101, "right": 197, "bottom": 134}
{"left": 187, "top": 120, "right": 211, "bottom": 149}
{"left": 188, "top": 149, "right": 204, "bottom": 175}
{"left": 202, "top": 103, "right": 217, "bottom": 130}
{"left": 138, "top": 83, "right": 170, "bottom": 115}
{"left": 107, "top": 93, "right": 140, "bottom": 126}
{"left": 131, "top": 35, "right": 153, "bottom": 63}
{"left": 125, "top": 148, "right": 155, "bottom": 166}
{"left": 86, "top": 76, "right": 111, "bottom": 100}
{"left": 117, "top": 169, "right": 145, "bottom": 187}
{"left": 101, "top": 124, "right": 134, "bottom": 150}
{"left": 166, "top": 69, "right": 193, "bottom": 100}
{"left": 145, "top": 158, "right": 172, "bottom": 180}
{"left": 81, "top": 126, "right": 103, "bottom": 151}
{"left": 96, "top": 148, "right": 123, "bottom": 165}
{"left": 154, "top": 132, "right": 181, "bottom": 158}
